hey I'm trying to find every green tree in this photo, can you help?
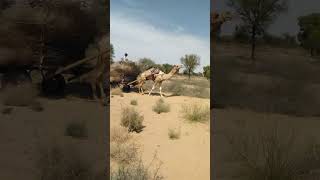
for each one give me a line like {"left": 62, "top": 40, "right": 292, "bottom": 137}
{"left": 180, "top": 54, "right": 200, "bottom": 79}
{"left": 203, "top": 65, "right": 210, "bottom": 80}
{"left": 110, "top": 43, "right": 114, "bottom": 64}
{"left": 161, "top": 63, "right": 173, "bottom": 73}
{"left": 227, "top": 0, "right": 287, "bottom": 60}
{"left": 138, "top": 58, "right": 156, "bottom": 71}
{"left": 298, "top": 13, "right": 320, "bottom": 56}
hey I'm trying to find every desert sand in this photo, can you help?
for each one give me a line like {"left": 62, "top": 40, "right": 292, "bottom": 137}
{"left": 0, "top": 96, "right": 108, "bottom": 180}
{"left": 110, "top": 92, "right": 210, "bottom": 180}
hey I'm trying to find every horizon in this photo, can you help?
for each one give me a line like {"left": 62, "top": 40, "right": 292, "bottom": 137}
{"left": 110, "top": 0, "right": 210, "bottom": 73}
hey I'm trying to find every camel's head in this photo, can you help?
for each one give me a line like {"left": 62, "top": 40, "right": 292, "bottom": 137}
{"left": 172, "top": 64, "right": 183, "bottom": 73}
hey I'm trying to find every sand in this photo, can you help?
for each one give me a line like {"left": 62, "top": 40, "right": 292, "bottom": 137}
{"left": 110, "top": 92, "right": 210, "bottom": 180}
{"left": 0, "top": 97, "right": 108, "bottom": 180}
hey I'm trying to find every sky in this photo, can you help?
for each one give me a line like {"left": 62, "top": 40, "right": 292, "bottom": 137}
{"left": 212, "top": 0, "right": 320, "bottom": 36}
{"left": 111, "top": 0, "right": 210, "bottom": 72}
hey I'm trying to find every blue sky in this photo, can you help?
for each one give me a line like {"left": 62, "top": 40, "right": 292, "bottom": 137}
{"left": 111, "top": 0, "right": 210, "bottom": 72}
{"left": 212, "top": 0, "right": 320, "bottom": 36}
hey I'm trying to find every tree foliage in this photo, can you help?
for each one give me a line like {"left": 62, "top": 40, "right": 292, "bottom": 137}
{"left": 161, "top": 63, "right": 173, "bottom": 74}
{"left": 138, "top": 58, "right": 156, "bottom": 71}
{"left": 203, "top": 65, "right": 210, "bottom": 80}
{"left": 180, "top": 54, "right": 200, "bottom": 79}
{"left": 227, "top": 0, "right": 287, "bottom": 60}
{"left": 298, "top": 13, "right": 320, "bottom": 56}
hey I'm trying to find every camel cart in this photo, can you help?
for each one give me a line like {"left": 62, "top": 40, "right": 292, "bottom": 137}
{"left": 0, "top": 51, "right": 107, "bottom": 96}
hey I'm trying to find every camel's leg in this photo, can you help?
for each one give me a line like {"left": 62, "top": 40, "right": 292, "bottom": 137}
{"left": 148, "top": 82, "right": 157, "bottom": 96}
{"left": 159, "top": 82, "right": 163, "bottom": 97}
{"left": 99, "top": 83, "right": 107, "bottom": 105}
{"left": 91, "top": 82, "right": 98, "bottom": 100}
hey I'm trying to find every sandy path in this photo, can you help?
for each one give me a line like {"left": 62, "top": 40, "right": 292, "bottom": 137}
{"left": 110, "top": 93, "right": 210, "bottom": 180}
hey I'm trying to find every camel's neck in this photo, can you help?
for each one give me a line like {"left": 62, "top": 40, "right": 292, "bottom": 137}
{"left": 163, "top": 69, "right": 177, "bottom": 80}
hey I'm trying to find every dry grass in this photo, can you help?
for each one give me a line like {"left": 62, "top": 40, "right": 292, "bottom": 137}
{"left": 110, "top": 126, "right": 163, "bottom": 180}
{"left": 181, "top": 103, "right": 210, "bottom": 123}
{"left": 110, "top": 126, "right": 140, "bottom": 165}
{"left": 222, "top": 122, "right": 320, "bottom": 180}
{"left": 152, "top": 98, "right": 170, "bottom": 114}
{"left": 120, "top": 107, "right": 144, "bottom": 133}
{"left": 35, "top": 143, "right": 93, "bottom": 180}
{"left": 163, "top": 76, "right": 210, "bottom": 99}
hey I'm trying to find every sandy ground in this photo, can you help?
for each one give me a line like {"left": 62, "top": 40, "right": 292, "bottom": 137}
{"left": 0, "top": 97, "right": 108, "bottom": 180}
{"left": 212, "top": 108, "right": 320, "bottom": 180}
{"left": 110, "top": 92, "right": 210, "bottom": 180}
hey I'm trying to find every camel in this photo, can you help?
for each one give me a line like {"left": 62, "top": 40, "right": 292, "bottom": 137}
{"left": 211, "top": 11, "right": 232, "bottom": 49}
{"left": 127, "top": 67, "right": 164, "bottom": 94}
{"left": 78, "top": 49, "right": 108, "bottom": 105}
{"left": 148, "top": 64, "right": 182, "bottom": 97}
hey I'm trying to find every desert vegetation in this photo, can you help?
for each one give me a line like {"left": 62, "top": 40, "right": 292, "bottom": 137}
{"left": 120, "top": 107, "right": 145, "bottom": 133}
{"left": 152, "top": 98, "right": 170, "bottom": 114}
{"left": 181, "top": 103, "right": 210, "bottom": 123}
{"left": 213, "top": 0, "right": 320, "bottom": 179}
{"left": 110, "top": 126, "right": 164, "bottom": 180}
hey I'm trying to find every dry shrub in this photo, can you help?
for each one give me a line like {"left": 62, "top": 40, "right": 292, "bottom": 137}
{"left": 35, "top": 143, "right": 93, "bottom": 180}
{"left": 110, "top": 153, "right": 164, "bottom": 180}
{"left": 223, "top": 123, "right": 320, "bottom": 180}
{"left": 130, "top": 99, "right": 138, "bottom": 106}
{"left": 120, "top": 107, "right": 144, "bottom": 133}
{"left": 65, "top": 121, "right": 88, "bottom": 139}
{"left": 181, "top": 103, "right": 210, "bottom": 123}
{"left": 152, "top": 98, "right": 170, "bottom": 114}
{"left": 110, "top": 126, "right": 139, "bottom": 165}
{"left": 168, "top": 128, "right": 181, "bottom": 140}
{"left": 164, "top": 81, "right": 184, "bottom": 96}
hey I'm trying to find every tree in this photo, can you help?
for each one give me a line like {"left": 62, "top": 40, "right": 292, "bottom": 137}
{"left": 161, "top": 63, "right": 173, "bottom": 73}
{"left": 203, "top": 65, "right": 210, "bottom": 80}
{"left": 227, "top": 0, "right": 287, "bottom": 60}
{"left": 180, "top": 54, "right": 200, "bottom": 79}
{"left": 298, "top": 13, "right": 320, "bottom": 56}
{"left": 138, "top": 58, "right": 156, "bottom": 71}
{"left": 110, "top": 43, "right": 114, "bottom": 63}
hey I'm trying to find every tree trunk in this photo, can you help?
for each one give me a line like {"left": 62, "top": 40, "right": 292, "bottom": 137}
{"left": 251, "top": 26, "right": 256, "bottom": 61}
{"left": 188, "top": 69, "right": 191, "bottom": 79}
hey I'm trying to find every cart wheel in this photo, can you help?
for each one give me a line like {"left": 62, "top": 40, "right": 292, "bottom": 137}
{"left": 41, "top": 74, "right": 66, "bottom": 96}
{"left": 122, "top": 84, "right": 131, "bottom": 93}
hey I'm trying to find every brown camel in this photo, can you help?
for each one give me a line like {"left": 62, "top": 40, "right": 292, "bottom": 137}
{"left": 148, "top": 64, "right": 182, "bottom": 97}
{"left": 75, "top": 40, "right": 109, "bottom": 106}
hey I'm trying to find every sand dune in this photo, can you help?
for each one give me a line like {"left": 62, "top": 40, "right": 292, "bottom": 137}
{"left": 110, "top": 92, "right": 210, "bottom": 180}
